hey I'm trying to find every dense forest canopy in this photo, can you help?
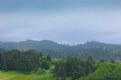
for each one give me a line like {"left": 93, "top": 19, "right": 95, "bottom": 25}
{"left": 0, "top": 49, "right": 121, "bottom": 80}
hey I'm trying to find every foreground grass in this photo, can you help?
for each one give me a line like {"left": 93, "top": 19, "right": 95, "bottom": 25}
{"left": 0, "top": 70, "right": 54, "bottom": 80}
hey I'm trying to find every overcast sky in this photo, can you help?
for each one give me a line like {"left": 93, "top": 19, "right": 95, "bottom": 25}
{"left": 0, "top": 0, "right": 121, "bottom": 44}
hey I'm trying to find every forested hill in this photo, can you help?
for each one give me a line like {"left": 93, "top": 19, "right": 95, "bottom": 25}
{"left": 0, "top": 40, "right": 121, "bottom": 61}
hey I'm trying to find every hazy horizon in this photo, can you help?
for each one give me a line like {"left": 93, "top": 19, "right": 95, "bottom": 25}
{"left": 0, "top": 0, "right": 121, "bottom": 44}
{"left": 1, "top": 39, "right": 121, "bottom": 45}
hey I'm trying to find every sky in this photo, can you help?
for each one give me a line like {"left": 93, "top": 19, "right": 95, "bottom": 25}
{"left": 0, "top": 0, "right": 121, "bottom": 44}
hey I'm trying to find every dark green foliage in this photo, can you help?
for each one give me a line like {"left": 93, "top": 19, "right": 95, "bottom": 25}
{"left": 16, "top": 50, "right": 40, "bottom": 72}
{"left": 1, "top": 49, "right": 121, "bottom": 80}
{"left": 40, "top": 60, "right": 50, "bottom": 70}
{"left": 35, "top": 68, "right": 45, "bottom": 75}
{"left": 100, "top": 59, "right": 105, "bottom": 63}
{"left": 46, "top": 55, "right": 52, "bottom": 61}
{"left": 110, "top": 60, "right": 115, "bottom": 63}
{"left": 1, "top": 50, "right": 21, "bottom": 70}
{"left": 0, "top": 49, "right": 50, "bottom": 72}
{"left": 0, "top": 52, "right": 1, "bottom": 69}
{"left": 54, "top": 58, "right": 95, "bottom": 80}
{"left": 87, "top": 56, "right": 95, "bottom": 64}
{"left": 79, "top": 62, "right": 121, "bottom": 80}
{"left": 54, "top": 61, "right": 66, "bottom": 80}
{"left": 39, "top": 55, "right": 51, "bottom": 70}
{"left": 0, "top": 50, "right": 40, "bottom": 72}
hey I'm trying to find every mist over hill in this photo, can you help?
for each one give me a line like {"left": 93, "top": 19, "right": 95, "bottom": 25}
{"left": 0, "top": 40, "right": 121, "bottom": 61}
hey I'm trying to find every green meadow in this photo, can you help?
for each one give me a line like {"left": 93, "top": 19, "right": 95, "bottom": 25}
{"left": 0, "top": 70, "right": 54, "bottom": 80}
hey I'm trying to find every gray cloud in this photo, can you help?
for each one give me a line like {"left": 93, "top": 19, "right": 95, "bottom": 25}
{"left": 0, "top": 0, "right": 121, "bottom": 44}
{"left": 0, "top": 0, "right": 121, "bottom": 12}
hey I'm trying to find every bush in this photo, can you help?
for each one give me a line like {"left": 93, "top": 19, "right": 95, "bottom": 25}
{"left": 35, "top": 68, "right": 45, "bottom": 75}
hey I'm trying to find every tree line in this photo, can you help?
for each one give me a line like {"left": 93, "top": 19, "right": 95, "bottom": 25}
{"left": 0, "top": 49, "right": 121, "bottom": 80}
{"left": 0, "top": 49, "right": 51, "bottom": 72}
{"left": 54, "top": 57, "right": 96, "bottom": 80}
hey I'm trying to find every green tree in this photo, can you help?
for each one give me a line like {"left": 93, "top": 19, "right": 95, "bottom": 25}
{"left": 54, "top": 61, "right": 66, "bottom": 80}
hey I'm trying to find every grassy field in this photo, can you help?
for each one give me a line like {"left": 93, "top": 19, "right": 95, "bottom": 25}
{"left": 0, "top": 70, "right": 54, "bottom": 80}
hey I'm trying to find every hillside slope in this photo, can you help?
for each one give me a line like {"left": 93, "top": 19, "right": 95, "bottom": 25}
{"left": 0, "top": 40, "right": 121, "bottom": 60}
